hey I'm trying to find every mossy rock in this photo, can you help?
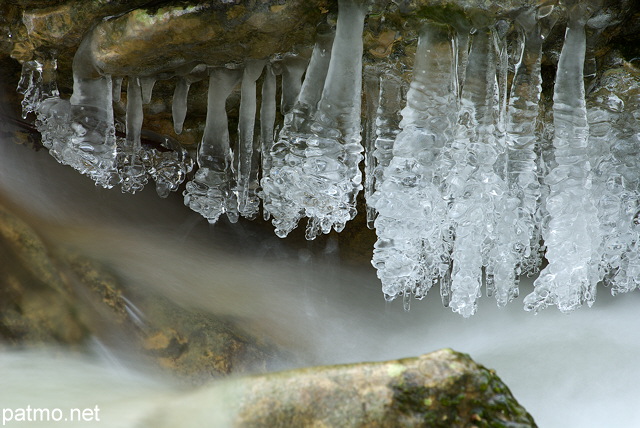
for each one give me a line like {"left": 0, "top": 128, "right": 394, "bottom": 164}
{"left": 141, "top": 348, "right": 537, "bottom": 427}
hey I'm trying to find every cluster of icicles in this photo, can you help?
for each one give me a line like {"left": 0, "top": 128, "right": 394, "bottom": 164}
{"left": 17, "top": 0, "right": 640, "bottom": 316}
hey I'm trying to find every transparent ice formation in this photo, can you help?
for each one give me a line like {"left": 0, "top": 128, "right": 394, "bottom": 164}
{"left": 26, "top": 42, "right": 191, "bottom": 195}
{"left": 17, "top": 0, "right": 640, "bottom": 316}
{"left": 524, "top": 2, "right": 601, "bottom": 313}
{"left": 363, "top": 66, "right": 404, "bottom": 228}
{"left": 172, "top": 65, "right": 207, "bottom": 135}
{"left": 493, "top": 9, "right": 548, "bottom": 305}
{"left": 30, "top": 37, "right": 119, "bottom": 188}
{"left": 235, "top": 60, "right": 266, "bottom": 220}
{"left": 370, "top": 22, "right": 457, "bottom": 310}
{"left": 119, "top": 76, "right": 148, "bottom": 194}
{"left": 442, "top": 26, "right": 507, "bottom": 317}
{"left": 587, "top": 66, "right": 640, "bottom": 295}
{"left": 261, "top": 0, "right": 368, "bottom": 239}
{"left": 260, "top": 65, "right": 277, "bottom": 221}
{"left": 183, "top": 68, "right": 242, "bottom": 224}
{"left": 142, "top": 131, "right": 194, "bottom": 198}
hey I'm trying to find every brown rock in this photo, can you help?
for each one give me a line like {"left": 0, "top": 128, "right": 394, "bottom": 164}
{"left": 90, "top": 1, "right": 332, "bottom": 77}
{"left": 0, "top": 202, "right": 282, "bottom": 381}
{"left": 141, "top": 348, "right": 537, "bottom": 427}
{"left": 0, "top": 203, "right": 85, "bottom": 344}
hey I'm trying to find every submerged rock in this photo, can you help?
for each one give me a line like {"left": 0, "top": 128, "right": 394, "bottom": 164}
{"left": 0, "top": 203, "right": 85, "bottom": 344}
{"left": 0, "top": 203, "right": 281, "bottom": 381}
{"left": 141, "top": 348, "right": 537, "bottom": 427}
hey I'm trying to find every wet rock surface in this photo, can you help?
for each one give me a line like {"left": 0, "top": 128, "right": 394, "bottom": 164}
{"left": 142, "top": 348, "right": 537, "bottom": 427}
{"left": 0, "top": 204, "right": 85, "bottom": 344}
{"left": 0, "top": 202, "right": 281, "bottom": 381}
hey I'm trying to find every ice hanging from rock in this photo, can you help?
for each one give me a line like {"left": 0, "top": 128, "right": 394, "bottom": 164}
{"left": 370, "top": 21, "right": 457, "bottom": 309}
{"left": 172, "top": 65, "right": 207, "bottom": 135}
{"left": 489, "top": 7, "right": 550, "bottom": 307}
{"left": 16, "top": 0, "right": 640, "bottom": 316}
{"left": 260, "top": 65, "right": 277, "bottom": 221}
{"left": 119, "top": 76, "right": 148, "bottom": 194}
{"left": 261, "top": 24, "right": 335, "bottom": 226}
{"left": 184, "top": 67, "right": 242, "bottom": 224}
{"left": 262, "top": 0, "right": 368, "bottom": 239}
{"left": 363, "top": 67, "right": 404, "bottom": 228}
{"left": 236, "top": 60, "right": 266, "bottom": 220}
{"left": 588, "top": 64, "right": 640, "bottom": 294}
{"left": 524, "top": 2, "right": 601, "bottom": 313}
{"left": 17, "top": 59, "right": 49, "bottom": 118}
{"left": 279, "top": 55, "right": 309, "bottom": 116}
{"left": 122, "top": 130, "right": 192, "bottom": 199}
{"left": 29, "top": 35, "right": 119, "bottom": 188}
{"left": 20, "top": 29, "right": 192, "bottom": 196}
{"left": 442, "top": 25, "right": 506, "bottom": 317}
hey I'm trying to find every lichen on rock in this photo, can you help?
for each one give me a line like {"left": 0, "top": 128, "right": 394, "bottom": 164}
{"left": 140, "top": 348, "right": 537, "bottom": 427}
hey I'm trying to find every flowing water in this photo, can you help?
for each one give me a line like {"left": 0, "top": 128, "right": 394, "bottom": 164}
{"left": 2, "top": 110, "right": 640, "bottom": 427}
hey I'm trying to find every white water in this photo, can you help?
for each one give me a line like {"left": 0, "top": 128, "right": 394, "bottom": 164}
{"left": 2, "top": 115, "right": 640, "bottom": 427}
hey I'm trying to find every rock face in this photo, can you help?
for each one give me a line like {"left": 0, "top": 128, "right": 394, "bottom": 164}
{"left": 90, "top": 1, "right": 331, "bottom": 77}
{"left": 141, "top": 348, "right": 537, "bottom": 427}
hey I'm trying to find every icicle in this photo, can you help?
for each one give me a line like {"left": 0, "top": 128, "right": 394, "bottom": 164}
{"left": 363, "top": 67, "right": 380, "bottom": 228}
{"left": 55, "top": 34, "right": 119, "bottom": 188}
{"left": 262, "top": 2, "right": 364, "bottom": 239}
{"left": 491, "top": 19, "right": 509, "bottom": 179}
{"left": 125, "top": 77, "right": 143, "bottom": 155}
{"left": 143, "top": 131, "right": 194, "bottom": 198}
{"left": 119, "top": 76, "right": 148, "bottom": 193}
{"left": 583, "top": 3, "right": 611, "bottom": 93}
{"left": 172, "top": 65, "right": 208, "bottom": 135}
{"left": 112, "top": 77, "right": 123, "bottom": 103}
{"left": 524, "top": 2, "right": 601, "bottom": 313}
{"left": 17, "top": 60, "right": 43, "bottom": 118}
{"left": 610, "top": 80, "right": 640, "bottom": 293}
{"left": 280, "top": 55, "right": 308, "bottom": 116}
{"left": 370, "top": 21, "right": 457, "bottom": 305}
{"left": 291, "top": 25, "right": 335, "bottom": 121}
{"left": 588, "top": 78, "right": 628, "bottom": 292}
{"left": 17, "top": 55, "right": 59, "bottom": 119}
{"left": 31, "top": 55, "right": 74, "bottom": 170}
{"left": 373, "top": 74, "right": 403, "bottom": 182}
{"left": 260, "top": 65, "right": 277, "bottom": 221}
{"left": 616, "top": 73, "right": 640, "bottom": 292}
{"left": 172, "top": 78, "right": 190, "bottom": 135}
{"left": 236, "top": 60, "right": 266, "bottom": 220}
{"left": 267, "top": 23, "right": 336, "bottom": 225}
{"left": 41, "top": 56, "right": 60, "bottom": 101}
{"left": 364, "top": 68, "right": 404, "bottom": 228}
{"left": 184, "top": 67, "right": 242, "bottom": 224}
{"left": 587, "top": 64, "right": 640, "bottom": 295}
{"left": 489, "top": 7, "right": 550, "bottom": 307}
{"left": 451, "top": 17, "right": 471, "bottom": 96}
{"left": 140, "top": 77, "right": 156, "bottom": 104}
{"left": 443, "top": 23, "right": 505, "bottom": 317}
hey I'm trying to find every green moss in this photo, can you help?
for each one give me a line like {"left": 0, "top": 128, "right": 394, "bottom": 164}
{"left": 390, "top": 354, "right": 537, "bottom": 427}
{"left": 412, "top": 4, "right": 467, "bottom": 24}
